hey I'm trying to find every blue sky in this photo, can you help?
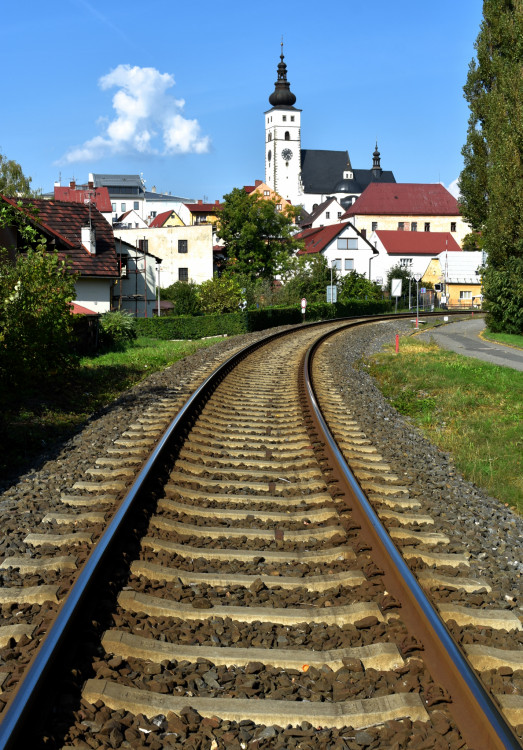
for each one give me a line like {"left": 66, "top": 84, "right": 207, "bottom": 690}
{"left": 3, "top": 0, "right": 483, "bottom": 201}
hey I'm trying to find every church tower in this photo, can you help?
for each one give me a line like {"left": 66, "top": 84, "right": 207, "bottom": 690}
{"left": 265, "top": 44, "right": 302, "bottom": 204}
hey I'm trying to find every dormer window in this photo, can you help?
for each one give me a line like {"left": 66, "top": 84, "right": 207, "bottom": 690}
{"left": 343, "top": 171, "right": 353, "bottom": 180}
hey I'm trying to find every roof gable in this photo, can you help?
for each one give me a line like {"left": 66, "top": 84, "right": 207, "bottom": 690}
{"left": 344, "top": 183, "right": 459, "bottom": 217}
{"left": 295, "top": 222, "right": 354, "bottom": 255}
{"left": 54, "top": 185, "right": 113, "bottom": 213}
{"left": 3, "top": 197, "right": 118, "bottom": 278}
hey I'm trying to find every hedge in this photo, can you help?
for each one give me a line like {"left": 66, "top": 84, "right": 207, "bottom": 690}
{"left": 134, "top": 312, "right": 247, "bottom": 340}
{"left": 134, "top": 299, "right": 393, "bottom": 340}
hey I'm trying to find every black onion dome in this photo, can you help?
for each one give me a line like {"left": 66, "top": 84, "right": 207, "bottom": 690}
{"left": 269, "top": 46, "right": 296, "bottom": 107}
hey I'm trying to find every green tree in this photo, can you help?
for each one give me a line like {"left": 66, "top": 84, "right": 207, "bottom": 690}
{"left": 338, "top": 270, "right": 382, "bottom": 302}
{"left": 217, "top": 188, "right": 302, "bottom": 281}
{"left": 482, "top": 257, "right": 523, "bottom": 334}
{"left": 459, "top": 1, "right": 523, "bottom": 330}
{"left": 197, "top": 274, "right": 244, "bottom": 314}
{"left": 278, "top": 255, "right": 337, "bottom": 305}
{"left": 161, "top": 280, "right": 201, "bottom": 315}
{"left": 461, "top": 232, "right": 483, "bottom": 252}
{"left": 386, "top": 263, "right": 414, "bottom": 309}
{"left": 0, "top": 152, "right": 34, "bottom": 197}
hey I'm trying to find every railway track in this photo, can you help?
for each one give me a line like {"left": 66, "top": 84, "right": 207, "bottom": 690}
{"left": 0, "top": 314, "right": 521, "bottom": 749}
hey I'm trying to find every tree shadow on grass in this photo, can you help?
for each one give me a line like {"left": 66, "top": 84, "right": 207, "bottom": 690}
{"left": 0, "top": 361, "right": 155, "bottom": 488}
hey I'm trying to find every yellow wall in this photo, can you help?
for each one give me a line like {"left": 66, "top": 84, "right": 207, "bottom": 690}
{"left": 351, "top": 214, "right": 470, "bottom": 247}
{"left": 422, "top": 258, "right": 482, "bottom": 306}
{"left": 164, "top": 212, "right": 184, "bottom": 227}
{"left": 113, "top": 225, "right": 213, "bottom": 287}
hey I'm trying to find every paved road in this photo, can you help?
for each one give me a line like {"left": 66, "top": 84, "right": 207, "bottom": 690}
{"left": 416, "top": 317, "right": 523, "bottom": 372}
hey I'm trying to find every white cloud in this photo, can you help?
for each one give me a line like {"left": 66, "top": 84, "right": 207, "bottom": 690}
{"left": 445, "top": 178, "right": 461, "bottom": 199}
{"left": 58, "top": 64, "right": 210, "bottom": 164}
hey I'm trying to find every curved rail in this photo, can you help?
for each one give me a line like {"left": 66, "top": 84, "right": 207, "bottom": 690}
{"left": 0, "top": 310, "right": 483, "bottom": 749}
{"left": 302, "top": 329, "right": 521, "bottom": 750}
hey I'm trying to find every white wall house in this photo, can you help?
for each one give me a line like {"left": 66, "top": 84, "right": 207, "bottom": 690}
{"left": 369, "top": 230, "right": 463, "bottom": 288}
{"left": 295, "top": 221, "right": 378, "bottom": 279}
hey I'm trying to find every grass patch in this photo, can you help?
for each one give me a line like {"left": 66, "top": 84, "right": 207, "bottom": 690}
{"left": 481, "top": 330, "right": 523, "bottom": 349}
{"left": 0, "top": 336, "right": 226, "bottom": 482}
{"left": 368, "top": 337, "right": 523, "bottom": 514}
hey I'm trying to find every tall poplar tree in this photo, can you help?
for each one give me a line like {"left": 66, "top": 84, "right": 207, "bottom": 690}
{"left": 459, "top": 0, "right": 523, "bottom": 331}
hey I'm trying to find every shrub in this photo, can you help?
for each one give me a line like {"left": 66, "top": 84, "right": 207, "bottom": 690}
{"left": 0, "top": 245, "right": 77, "bottom": 386}
{"left": 483, "top": 258, "right": 523, "bottom": 334}
{"left": 99, "top": 310, "right": 137, "bottom": 350}
{"left": 161, "top": 281, "right": 201, "bottom": 315}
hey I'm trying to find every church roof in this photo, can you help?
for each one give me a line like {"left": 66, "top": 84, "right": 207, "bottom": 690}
{"left": 300, "top": 150, "right": 395, "bottom": 196}
{"left": 344, "top": 183, "right": 459, "bottom": 217}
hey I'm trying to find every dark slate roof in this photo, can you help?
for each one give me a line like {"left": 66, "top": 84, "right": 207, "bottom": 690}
{"left": 344, "top": 183, "right": 459, "bottom": 218}
{"left": 2, "top": 196, "right": 118, "bottom": 278}
{"left": 92, "top": 174, "right": 144, "bottom": 189}
{"left": 300, "top": 150, "right": 395, "bottom": 196}
{"left": 375, "top": 230, "right": 462, "bottom": 255}
{"left": 307, "top": 197, "right": 338, "bottom": 224}
{"left": 144, "top": 190, "right": 192, "bottom": 202}
{"left": 300, "top": 150, "right": 350, "bottom": 194}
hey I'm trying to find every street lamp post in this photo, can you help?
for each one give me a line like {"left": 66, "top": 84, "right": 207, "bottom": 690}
{"left": 413, "top": 272, "right": 422, "bottom": 329}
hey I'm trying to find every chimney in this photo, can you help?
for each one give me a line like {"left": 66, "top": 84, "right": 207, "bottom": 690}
{"left": 81, "top": 226, "right": 96, "bottom": 255}
{"left": 215, "top": 200, "right": 220, "bottom": 205}
{"left": 198, "top": 199, "right": 203, "bottom": 204}
{"left": 54, "top": 180, "right": 61, "bottom": 188}
{"left": 255, "top": 180, "right": 262, "bottom": 186}
{"left": 70, "top": 180, "right": 76, "bottom": 189}
{"left": 88, "top": 181, "right": 94, "bottom": 189}
{"left": 151, "top": 186, "right": 157, "bottom": 193}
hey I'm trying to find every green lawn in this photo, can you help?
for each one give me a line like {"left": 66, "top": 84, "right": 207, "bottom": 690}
{"left": 481, "top": 330, "right": 523, "bottom": 349}
{"left": 368, "top": 337, "right": 523, "bottom": 514}
{"left": 0, "top": 336, "right": 226, "bottom": 481}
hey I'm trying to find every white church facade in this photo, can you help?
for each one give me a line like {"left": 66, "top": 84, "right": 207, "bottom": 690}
{"left": 264, "top": 46, "right": 396, "bottom": 214}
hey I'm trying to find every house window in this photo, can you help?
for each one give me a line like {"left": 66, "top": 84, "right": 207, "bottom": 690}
{"left": 337, "top": 238, "right": 358, "bottom": 250}
{"left": 111, "top": 203, "right": 116, "bottom": 212}
{"left": 119, "top": 255, "right": 129, "bottom": 278}
{"left": 291, "top": 115, "right": 295, "bottom": 121}
{"left": 399, "top": 258, "right": 413, "bottom": 268}
{"left": 121, "top": 203, "right": 126, "bottom": 212}
{"left": 326, "top": 212, "right": 330, "bottom": 219}
{"left": 398, "top": 222, "right": 405, "bottom": 231}
{"left": 460, "top": 290, "right": 472, "bottom": 300}
{"left": 451, "top": 222, "right": 457, "bottom": 232}
{"left": 282, "top": 115, "right": 287, "bottom": 122}
{"left": 345, "top": 259, "right": 355, "bottom": 271}
{"left": 284, "top": 131, "right": 290, "bottom": 140}
{"left": 337, "top": 212, "right": 342, "bottom": 218}
{"left": 276, "top": 204, "right": 282, "bottom": 211}
{"left": 150, "top": 211, "right": 157, "bottom": 218}
{"left": 333, "top": 258, "right": 342, "bottom": 270}
{"left": 178, "top": 268, "right": 189, "bottom": 282}
{"left": 411, "top": 222, "right": 417, "bottom": 231}
{"left": 371, "top": 221, "right": 378, "bottom": 231}
{"left": 264, "top": 190, "right": 270, "bottom": 196}
{"left": 268, "top": 133, "right": 272, "bottom": 141}
{"left": 178, "top": 239, "right": 188, "bottom": 253}
{"left": 424, "top": 222, "right": 430, "bottom": 232}
{"left": 134, "top": 201, "right": 139, "bottom": 210}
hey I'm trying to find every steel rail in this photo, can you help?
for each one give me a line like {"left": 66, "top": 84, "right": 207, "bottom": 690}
{"left": 0, "top": 309, "right": 479, "bottom": 748}
{"left": 302, "top": 330, "right": 521, "bottom": 750}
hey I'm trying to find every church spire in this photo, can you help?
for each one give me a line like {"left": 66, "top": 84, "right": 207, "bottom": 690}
{"left": 372, "top": 141, "right": 382, "bottom": 176}
{"left": 268, "top": 42, "right": 297, "bottom": 107}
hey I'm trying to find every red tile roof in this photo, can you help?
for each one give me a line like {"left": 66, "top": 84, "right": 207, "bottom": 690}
{"left": 54, "top": 185, "right": 112, "bottom": 213}
{"left": 343, "top": 183, "right": 459, "bottom": 218}
{"left": 70, "top": 302, "right": 98, "bottom": 315}
{"left": 376, "top": 230, "right": 462, "bottom": 255}
{"left": 149, "top": 209, "right": 174, "bottom": 228}
{"left": 295, "top": 222, "right": 352, "bottom": 255}
{"left": 184, "top": 202, "right": 222, "bottom": 213}
{"left": 2, "top": 196, "right": 118, "bottom": 278}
